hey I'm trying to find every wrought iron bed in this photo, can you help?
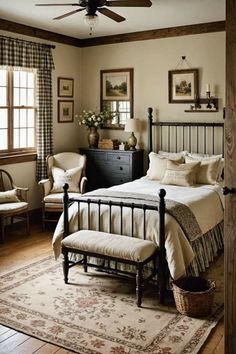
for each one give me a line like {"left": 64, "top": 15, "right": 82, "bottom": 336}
{"left": 60, "top": 107, "right": 224, "bottom": 305}
{"left": 147, "top": 107, "right": 224, "bottom": 156}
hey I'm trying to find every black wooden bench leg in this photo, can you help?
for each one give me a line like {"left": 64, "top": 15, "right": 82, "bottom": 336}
{"left": 159, "top": 258, "right": 167, "bottom": 305}
{"left": 136, "top": 265, "right": 143, "bottom": 307}
{"left": 63, "top": 251, "right": 69, "bottom": 284}
{"left": 83, "top": 255, "right": 88, "bottom": 273}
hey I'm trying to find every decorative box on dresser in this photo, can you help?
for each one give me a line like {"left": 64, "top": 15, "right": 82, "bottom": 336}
{"left": 79, "top": 148, "right": 144, "bottom": 192}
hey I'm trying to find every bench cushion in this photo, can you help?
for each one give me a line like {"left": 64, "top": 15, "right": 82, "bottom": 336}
{"left": 61, "top": 230, "right": 157, "bottom": 263}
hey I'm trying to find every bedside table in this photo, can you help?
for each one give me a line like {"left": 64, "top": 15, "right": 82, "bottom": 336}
{"left": 79, "top": 148, "right": 144, "bottom": 191}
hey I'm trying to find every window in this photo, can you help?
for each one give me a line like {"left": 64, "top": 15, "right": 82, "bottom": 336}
{"left": 102, "top": 100, "right": 131, "bottom": 126}
{"left": 0, "top": 67, "right": 36, "bottom": 156}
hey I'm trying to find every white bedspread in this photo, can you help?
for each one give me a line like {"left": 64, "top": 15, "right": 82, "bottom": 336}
{"left": 52, "top": 178, "right": 224, "bottom": 280}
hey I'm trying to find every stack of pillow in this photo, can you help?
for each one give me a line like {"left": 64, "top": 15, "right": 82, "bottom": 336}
{"left": 146, "top": 150, "right": 224, "bottom": 187}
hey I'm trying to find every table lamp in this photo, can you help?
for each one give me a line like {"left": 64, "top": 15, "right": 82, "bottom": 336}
{"left": 125, "top": 118, "right": 140, "bottom": 150}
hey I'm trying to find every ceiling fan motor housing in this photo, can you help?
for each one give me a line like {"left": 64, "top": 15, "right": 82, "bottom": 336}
{"left": 80, "top": 0, "right": 106, "bottom": 16}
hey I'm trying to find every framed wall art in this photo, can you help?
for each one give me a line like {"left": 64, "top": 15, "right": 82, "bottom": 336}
{"left": 101, "top": 68, "right": 133, "bottom": 101}
{"left": 168, "top": 69, "right": 199, "bottom": 103}
{"left": 58, "top": 100, "right": 74, "bottom": 123}
{"left": 58, "top": 77, "right": 74, "bottom": 98}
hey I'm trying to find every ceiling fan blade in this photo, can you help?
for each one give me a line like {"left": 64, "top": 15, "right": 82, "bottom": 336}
{"left": 98, "top": 8, "right": 125, "bottom": 22}
{"left": 106, "top": 0, "right": 152, "bottom": 7}
{"left": 35, "top": 3, "right": 79, "bottom": 6}
{"left": 53, "top": 8, "right": 84, "bottom": 20}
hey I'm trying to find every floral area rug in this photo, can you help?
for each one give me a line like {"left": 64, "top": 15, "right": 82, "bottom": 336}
{"left": 0, "top": 255, "right": 223, "bottom": 354}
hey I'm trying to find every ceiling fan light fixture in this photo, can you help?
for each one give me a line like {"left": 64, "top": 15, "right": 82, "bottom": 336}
{"left": 83, "top": 13, "right": 99, "bottom": 34}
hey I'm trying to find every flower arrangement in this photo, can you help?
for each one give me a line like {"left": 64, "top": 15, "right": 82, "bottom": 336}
{"left": 77, "top": 110, "right": 111, "bottom": 129}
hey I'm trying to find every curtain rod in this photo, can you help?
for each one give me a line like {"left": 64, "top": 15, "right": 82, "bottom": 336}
{"left": 0, "top": 35, "right": 56, "bottom": 49}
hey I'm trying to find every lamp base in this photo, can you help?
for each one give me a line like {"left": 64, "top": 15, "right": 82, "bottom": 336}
{"left": 127, "top": 132, "right": 137, "bottom": 150}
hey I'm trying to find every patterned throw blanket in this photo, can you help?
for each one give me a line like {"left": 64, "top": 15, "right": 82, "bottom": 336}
{"left": 80, "top": 189, "right": 202, "bottom": 243}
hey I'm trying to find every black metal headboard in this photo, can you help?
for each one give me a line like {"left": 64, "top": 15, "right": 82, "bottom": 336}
{"left": 147, "top": 107, "right": 224, "bottom": 156}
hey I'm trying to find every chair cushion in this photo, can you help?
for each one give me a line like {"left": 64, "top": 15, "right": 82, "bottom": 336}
{"left": 0, "top": 201, "right": 28, "bottom": 213}
{"left": 61, "top": 230, "right": 157, "bottom": 263}
{"left": 0, "top": 189, "right": 20, "bottom": 204}
{"left": 50, "top": 166, "right": 82, "bottom": 193}
{"left": 44, "top": 192, "right": 82, "bottom": 204}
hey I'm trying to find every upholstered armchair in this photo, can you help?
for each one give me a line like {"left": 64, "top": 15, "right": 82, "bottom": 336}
{"left": 0, "top": 169, "right": 30, "bottom": 243}
{"left": 38, "top": 152, "right": 87, "bottom": 229}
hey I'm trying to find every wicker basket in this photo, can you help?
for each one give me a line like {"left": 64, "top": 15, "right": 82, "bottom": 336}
{"left": 172, "top": 276, "right": 216, "bottom": 317}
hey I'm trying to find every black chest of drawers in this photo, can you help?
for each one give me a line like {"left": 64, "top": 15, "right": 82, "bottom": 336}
{"left": 79, "top": 148, "right": 144, "bottom": 192}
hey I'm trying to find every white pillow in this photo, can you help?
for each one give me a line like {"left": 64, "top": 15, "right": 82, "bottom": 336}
{"left": 161, "top": 160, "right": 200, "bottom": 187}
{"left": 158, "top": 150, "right": 188, "bottom": 159}
{"left": 146, "top": 152, "right": 184, "bottom": 180}
{"left": 0, "top": 189, "right": 20, "bottom": 204}
{"left": 185, "top": 156, "right": 221, "bottom": 185}
{"left": 50, "top": 166, "right": 82, "bottom": 193}
{"left": 187, "top": 152, "right": 222, "bottom": 159}
{"left": 185, "top": 153, "right": 223, "bottom": 183}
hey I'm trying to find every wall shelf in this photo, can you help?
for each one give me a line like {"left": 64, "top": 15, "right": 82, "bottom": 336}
{"left": 185, "top": 97, "right": 219, "bottom": 113}
{"left": 185, "top": 109, "right": 218, "bottom": 113}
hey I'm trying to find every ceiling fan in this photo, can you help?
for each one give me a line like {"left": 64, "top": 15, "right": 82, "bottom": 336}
{"left": 35, "top": 0, "right": 152, "bottom": 23}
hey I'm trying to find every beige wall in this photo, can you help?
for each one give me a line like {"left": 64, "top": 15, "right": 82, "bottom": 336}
{"left": 0, "top": 31, "right": 82, "bottom": 209}
{"left": 0, "top": 30, "right": 225, "bottom": 209}
{"left": 80, "top": 32, "right": 225, "bottom": 152}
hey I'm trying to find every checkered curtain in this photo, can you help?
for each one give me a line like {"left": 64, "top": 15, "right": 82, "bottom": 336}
{"left": 0, "top": 36, "right": 55, "bottom": 180}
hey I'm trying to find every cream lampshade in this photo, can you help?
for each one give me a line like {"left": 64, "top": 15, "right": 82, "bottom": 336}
{"left": 125, "top": 118, "right": 140, "bottom": 150}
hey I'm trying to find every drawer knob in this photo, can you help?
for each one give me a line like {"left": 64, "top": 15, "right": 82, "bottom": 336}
{"left": 117, "top": 156, "right": 121, "bottom": 159}
{"left": 120, "top": 166, "right": 123, "bottom": 170}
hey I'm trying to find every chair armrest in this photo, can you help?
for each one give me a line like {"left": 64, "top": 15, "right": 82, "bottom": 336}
{"left": 80, "top": 176, "right": 88, "bottom": 194}
{"left": 14, "top": 186, "right": 29, "bottom": 202}
{"left": 38, "top": 179, "right": 52, "bottom": 197}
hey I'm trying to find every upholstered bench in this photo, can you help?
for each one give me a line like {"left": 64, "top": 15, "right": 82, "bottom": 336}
{"left": 61, "top": 230, "right": 158, "bottom": 307}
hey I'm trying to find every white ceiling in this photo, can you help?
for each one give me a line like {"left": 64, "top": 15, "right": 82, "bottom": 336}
{"left": 0, "top": 0, "right": 225, "bottom": 40}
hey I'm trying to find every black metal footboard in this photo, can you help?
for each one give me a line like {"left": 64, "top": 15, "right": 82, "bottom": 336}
{"left": 62, "top": 183, "right": 168, "bottom": 304}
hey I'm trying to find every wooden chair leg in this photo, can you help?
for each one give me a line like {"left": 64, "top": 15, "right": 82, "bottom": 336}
{"left": 136, "top": 265, "right": 143, "bottom": 307}
{"left": 26, "top": 211, "right": 30, "bottom": 235}
{"left": 0, "top": 216, "right": 4, "bottom": 243}
{"left": 63, "top": 250, "right": 69, "bottom": 284}
{"left": 42, "top": 203, "right": 45, "bottom": 231}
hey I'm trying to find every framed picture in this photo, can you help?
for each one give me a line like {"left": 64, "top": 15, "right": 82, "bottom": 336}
{"left": 168, "top": 69, "right": 199, "bottom": 103}
{"left": 58, "top": 77, "right": 74, "bottom": 97}
{"left": 58, "top": 100, "right": 74, "bottom": 123}
{"left": 101, "top": 68, "right": 133, "bottom": 101}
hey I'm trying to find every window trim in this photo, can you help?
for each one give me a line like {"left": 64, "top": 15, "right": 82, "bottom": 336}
{"left": 0, "top": 152, "right": 37, "bottom": 165}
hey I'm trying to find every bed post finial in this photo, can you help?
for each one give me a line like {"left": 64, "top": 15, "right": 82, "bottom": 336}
{"left": 158, "top": 188, "right": 167, "bottom": 304}
{"left": 63, "top": 183, "right": 69, "bottom": 238}
{"left": 148, "top": 107, "right": 153, "bottom": 153}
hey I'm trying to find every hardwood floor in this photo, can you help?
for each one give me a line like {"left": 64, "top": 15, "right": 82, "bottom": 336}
{"left": 0, "top": 221, "right": 224, "bottom": 353}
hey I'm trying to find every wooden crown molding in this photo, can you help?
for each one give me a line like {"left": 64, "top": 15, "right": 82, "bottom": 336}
{"left": 80, "top": 21, "right": 225, "bottom": 47}
{"left": 0, "top": 18, "right": 225, "bottom": 48}
{"left": 0, "top": 18, "right": 81, "bottom": 47}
